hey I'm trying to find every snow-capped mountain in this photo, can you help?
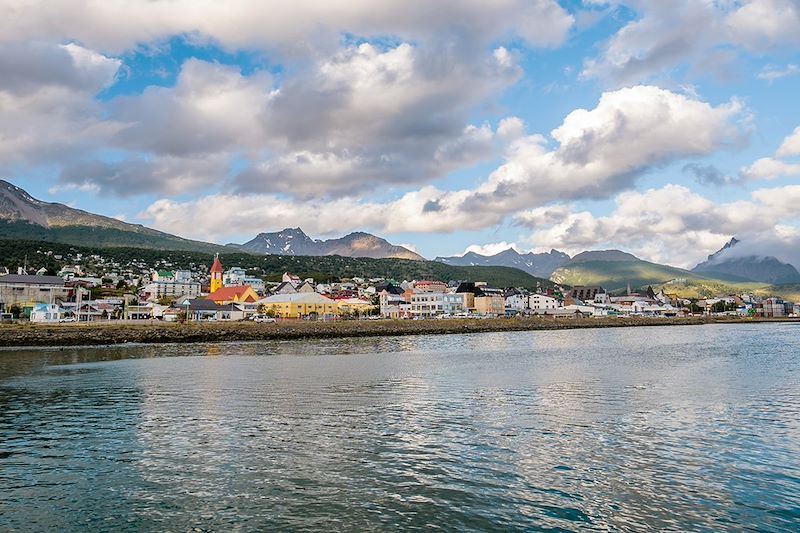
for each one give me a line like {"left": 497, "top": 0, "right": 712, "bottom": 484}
{"left": 237, "top": 228, "right": 425, "bottom": 260}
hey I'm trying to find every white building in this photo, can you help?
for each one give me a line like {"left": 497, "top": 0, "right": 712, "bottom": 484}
{"left": 30, "top": 303, "right": 61, "bottom": 323}
{"left": 410, "top": 292, "right": 464, "bottom": 318}
{"left": 140, "top": 280, "right": 201, "bottom": 302}
{"left": 505, "top": 293, "right": 529, "bottom": 312}
{"left": 529, "top": 294, "right": 560, "bottom": 311}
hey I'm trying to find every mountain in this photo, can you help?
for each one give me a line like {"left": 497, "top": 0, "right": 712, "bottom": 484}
{"left": 692, "top": 238, "right": 800, "bottom": 284}
{"left": 0, "top": 179, "right": 228, "bottom": 253}
{"left": 237, "top": 228, "right": 424, "bottom": 260}
{"left": 550, "top": 249, "right": 704, "bottom": 291}
{"left": 435, "top": 248, "right": 570, "bottom": 278}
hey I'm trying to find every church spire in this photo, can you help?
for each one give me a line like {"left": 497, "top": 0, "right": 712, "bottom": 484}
{"left": 210, "top": 253, "right": 223, "bottom": 293}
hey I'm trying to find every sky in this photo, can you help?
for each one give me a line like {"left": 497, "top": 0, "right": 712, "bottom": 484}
{"left": 2, "top": 0, "right": 800, "bottom": 268}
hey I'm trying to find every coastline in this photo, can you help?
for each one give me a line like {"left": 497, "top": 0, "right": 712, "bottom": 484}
{"left": 1, "top": 316, "right": 798, "bottom": 348}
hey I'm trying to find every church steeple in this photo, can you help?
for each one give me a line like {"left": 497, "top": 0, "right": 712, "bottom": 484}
{"left": 210, "top": 253, "right": 223, "bottom": 294}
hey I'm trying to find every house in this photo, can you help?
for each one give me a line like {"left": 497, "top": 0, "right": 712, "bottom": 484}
{"left": 335, "top": 297, "right": 376, "bottom": 316}
{"left": 205, "top": 285, "right": 259, "bottom": 305}
{"left": 255, "top": 292, "right": 338, "bottom": 319}
{"left": 282, "top": 272, "right": 302, "bottom": 286}
{"left": 0, "top": 274, "right": 71, "bottom": 309}
{"left": 175, "top": 298, "right": 245, "bottom": 321}
{"left": 379, "top": 289, "right": 411, "bottom": 319}
{"left": 29, "top": 303, "right": 61, "bottom": 323}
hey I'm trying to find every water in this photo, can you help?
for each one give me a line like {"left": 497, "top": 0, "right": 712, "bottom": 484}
{"left": 1, "top": 323, "right": 799, "bottom": 532}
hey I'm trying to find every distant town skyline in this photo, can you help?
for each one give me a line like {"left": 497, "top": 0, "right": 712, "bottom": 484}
{"left": 2, "top": 1, "right": 800, "bottom": 268}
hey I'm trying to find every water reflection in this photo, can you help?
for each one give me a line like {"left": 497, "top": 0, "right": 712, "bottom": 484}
{"left": 1, "top": 324, "right": 800, "bottom": 531}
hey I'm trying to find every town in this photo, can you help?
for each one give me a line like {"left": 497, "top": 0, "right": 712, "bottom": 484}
{"left": 1, "top": 249, "right": 797, "bottom": 324}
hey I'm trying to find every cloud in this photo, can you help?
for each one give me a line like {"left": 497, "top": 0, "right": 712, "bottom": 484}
{"left": 57, "top": 155, "right": 228, "bottom": 197}
{"left": 231, "top": 42, "right": 519, "bottom": 197}
{"left": 0, "top": 42, "right": 123, "bottom": 165}
{"left": 583, "top": 0, "right": 800, "bottom": 86}
{"left": 0, "top": 0, "right": 573, "bottom": 54}
{"left": 757, "top": 63, "right": 800, "bottom": 82}
{"left": 682, "top": 163, "right": 738, "bottom": 186}
{"left": 53, "top": 41, "right": 518, "bottom": 198}
{"left": 139, "top": 86, "right": 746, "bottom": 242}
{"left": 463, "top": 242, "right": 519, "bottom": 256}
{"left": 776, "top": 126, "right": 800, "bottom": 158}
{"left": 512, "top": 183, "right": 800, "bottom": 268}
{"left": 740, "top": 158, "right": 800, "bottom": 181}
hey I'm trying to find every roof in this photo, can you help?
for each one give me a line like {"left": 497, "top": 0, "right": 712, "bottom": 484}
{"left": 210, "top": 254, "right": 223, "bottom": 274}
{"left": 257, "top": 293, "right": 335, "bottom": 305}
{"left": 178, "top": 299, "right": 225, "bottom": 311}
{"left": 206, "top": 285, "right": 257, "bottom": 302}
{"left": 0, "top": 274, "right": 65, "bottom": 286}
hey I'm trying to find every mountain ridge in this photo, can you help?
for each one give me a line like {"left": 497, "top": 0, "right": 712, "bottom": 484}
{"left": 236, "top": 227, "right": 424, "bottom": 260}
{"left": 692, "top": 237, "right": 800, "bottom": 284}
{"left": 435, "top": 247, "right": 570, "bottom": 278}
{"left": 0, "top": 179, "right": 229, "bottom": 253}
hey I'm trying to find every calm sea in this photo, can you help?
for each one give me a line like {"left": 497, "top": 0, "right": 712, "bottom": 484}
{"left": 1, "top": 323, "right": 799, "bottom": 531}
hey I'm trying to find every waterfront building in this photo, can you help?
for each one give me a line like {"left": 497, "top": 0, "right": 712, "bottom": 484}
{"left": 29, "top": 303, "right": 62, "bottom": 323}
{"left": 410, "top": 292, "right": 464, "bottom": 318}
{"left": 256, "top": 293, "right": 338, "bottom": 319}
{"left": 529, "top": 294, "right": 560, "bottom": 311}
{"left": 505, "top": 291, "right": 530, "bottom": 313}
{"left": 0, "top": 274, "right": 71, "bottom": 309}
{"left": 335, "top": 297, "right": 376, "bottom": 316}
{"left": 210, "top": 254, "right": 223, "bottom": 294}
{"left": 379, "top": 289, "right": 411, "bottom": 318}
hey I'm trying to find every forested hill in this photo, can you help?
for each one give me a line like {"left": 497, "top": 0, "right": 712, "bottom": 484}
{"left": 0, "top": 239, "right": 556, "bottom": 290}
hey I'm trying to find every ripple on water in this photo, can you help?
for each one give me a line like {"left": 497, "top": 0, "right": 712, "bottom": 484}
{"left": 1, "top": 324, "right": 799, "bottom": 531}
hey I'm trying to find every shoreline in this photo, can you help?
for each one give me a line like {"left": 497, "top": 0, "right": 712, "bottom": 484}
{"left": 1, "top": 316, "right": 798, "bottom": 348}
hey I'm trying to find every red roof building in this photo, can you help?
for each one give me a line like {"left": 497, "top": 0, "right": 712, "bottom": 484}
{"left": 206, "top": 285, "right": 259, "bottom": 305}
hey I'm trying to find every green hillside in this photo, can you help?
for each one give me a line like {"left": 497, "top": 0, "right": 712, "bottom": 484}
{"left": 0, "top": 220, "right": 230, "bottom": 254}
{"left": 0, "top": 239, "right": 555, "bottom": 289}
{"left": 551, "top": 256, "right": 800, "bottom": 301}
{"left": 550, "top": 259, "right": 702, "bottom": 291}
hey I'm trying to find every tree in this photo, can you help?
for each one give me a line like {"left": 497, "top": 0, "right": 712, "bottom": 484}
{"left": 9, "top": 304, "right": 21, "bottom": 319}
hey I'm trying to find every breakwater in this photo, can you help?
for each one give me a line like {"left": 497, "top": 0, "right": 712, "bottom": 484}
{"left": 1, "top": 316, "right": 796, "bottom": 347}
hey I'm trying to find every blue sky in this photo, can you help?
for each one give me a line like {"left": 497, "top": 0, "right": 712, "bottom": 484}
{"left": 2, "top": 0, "right": 800, "bottom": 267}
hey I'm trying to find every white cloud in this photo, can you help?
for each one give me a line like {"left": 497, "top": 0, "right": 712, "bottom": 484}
{"left": 776, "top": 126, "right": 800, "bottom": 158}
{"left": 463, "top": 242, "right": 519, "bottom": 256}
{"left": 757, "top": 63, "right": 800, "bottom": 82}
{"left": 0, "top": 0, "right": 573, "bottom": 54}
{"left": 513, "top": 183, "right": 800, "bottom": 268}
{"left": 0, "top": 42, "right": 123, "bottom": 165}
{"left": 583, "top": 0, "right": 800, "bottom": 86}
{"left": 740, "top": 157, "right": 800, "bottom": 181}
{"left": 138, "top": 85, "right": 747, "bottom": 241}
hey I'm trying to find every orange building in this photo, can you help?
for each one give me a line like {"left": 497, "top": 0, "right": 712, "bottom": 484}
{"left": 206, "top": 285, "right": 259, "bottom": 305}
{"left": 210, "top": 254, "right": 223, "bottom": 294}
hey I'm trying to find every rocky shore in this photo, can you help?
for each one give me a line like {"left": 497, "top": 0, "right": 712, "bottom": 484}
{"left": 1, "top": 316, "right": 797, "bottom": 348}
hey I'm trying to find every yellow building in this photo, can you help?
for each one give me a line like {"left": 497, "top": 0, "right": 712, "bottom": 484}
{"left": 206, "top": 285, "right": 259, "bottom": 305}
{"left": 474, "top": 295, "right": 505, "bottom": 316}
{"left": 335, "top": 297, "right": 376, "bottom": 316}
{"left": 256, "top": 292, "right": 338, "bottom": 319}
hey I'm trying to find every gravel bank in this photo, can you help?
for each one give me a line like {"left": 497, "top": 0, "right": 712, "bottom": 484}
{"left": 1, "top": 316, "right": 796, "bottom": 348}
